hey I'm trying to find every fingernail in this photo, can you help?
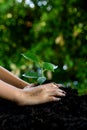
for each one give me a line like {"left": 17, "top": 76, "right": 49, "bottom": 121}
{"left": 57, "top": 98, "right": 61, "bottom": 101}
{"left": 62, "top": 93, "right": 66, "bottom": 96}
{"left": 62, "top": 91, "right": 66, "bottom": 94}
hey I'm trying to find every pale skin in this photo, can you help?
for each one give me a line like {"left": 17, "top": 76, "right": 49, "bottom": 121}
{"left": 0, "top": 66, "right": 66, "bottom": 106}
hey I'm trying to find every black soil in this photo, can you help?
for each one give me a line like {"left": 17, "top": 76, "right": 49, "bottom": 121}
{"left": 0, "top": 87, "right": 87, "bottom": 130}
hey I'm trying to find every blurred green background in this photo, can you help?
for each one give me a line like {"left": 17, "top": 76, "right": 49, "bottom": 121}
{"left": 0, "top": 0, "right": 87, "bottom": 95}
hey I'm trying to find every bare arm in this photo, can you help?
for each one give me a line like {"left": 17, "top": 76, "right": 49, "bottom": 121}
{"left": 0, "top": 66, "right": 31, "bottom": 89}
{"left": 0, "top": 80, "right": 21, "bottom": 103}
{"left": 0, "top": 80, "right": 66, "bottom": 105}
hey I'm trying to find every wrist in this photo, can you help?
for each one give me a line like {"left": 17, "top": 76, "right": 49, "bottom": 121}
{"left": 15, "top": 89, "right": 24, "bottom": 105}
{"left": 24, "top": 83, "right": 36, "bottom": 89}
{"left": 15, "top": 89, "right": 30, "bottom": 106}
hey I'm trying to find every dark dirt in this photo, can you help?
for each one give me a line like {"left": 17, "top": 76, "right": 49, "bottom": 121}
{"left": 0, "top": 87, "right": 87, "bottom": 130}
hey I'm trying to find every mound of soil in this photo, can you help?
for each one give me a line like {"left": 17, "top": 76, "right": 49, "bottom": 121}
{"left": 0, "top": 87, "right": 87, "bottom": 130}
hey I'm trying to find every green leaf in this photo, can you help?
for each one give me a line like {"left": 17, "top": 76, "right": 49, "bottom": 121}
{"left": 21, "top": 53, "right": 39, "bottom": 63}
{"left": 37, "top": 76, "right": 46, "bottom": 84}
{"left": 43, "top": 62, "right": 58, "bottom": 72}
{"left": 22, "top": 71, "right": 38, "bottom": 78}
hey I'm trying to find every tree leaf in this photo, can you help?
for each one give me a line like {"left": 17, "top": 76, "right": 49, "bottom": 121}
{"left": 22, "top": 71, "right": 38, "bottom": 78}
{"left": 37, "top": 76, "right": 46, "bottom": 84}
{"left": 43, "top": 62, "right": 58, "bottom": 72}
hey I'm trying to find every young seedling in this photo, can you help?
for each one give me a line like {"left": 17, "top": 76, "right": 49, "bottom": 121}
{"left": 22, "top": 52, "right": 58, "bottom": 84}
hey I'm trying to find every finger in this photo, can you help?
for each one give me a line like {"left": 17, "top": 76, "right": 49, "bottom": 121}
{"left": 49, "top": 89, "right": 66, "bottom": 97}
{"left": 48, "top": 96, "right": 61, "bottom": 102}
{"left": 57, "top": 88, "right": 66, "bottom": 94}
{"left": 48, "top": 85, "right": 66, "bottom": 94}
{"left": 52, "top": 83, "right": 66, "bottom": 93}
{"left": 56, "top": 91, "right": 66, "bottom": 96}
{"left": 54, "top": 83, "right": 64, "bottom": 88}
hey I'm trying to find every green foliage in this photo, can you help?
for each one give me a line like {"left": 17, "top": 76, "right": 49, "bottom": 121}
{"left": 43, "top": 62, "right": 58, "bottom": 72}
{"left": 22, "top": 53, "right": 58, "bottom": 84}
{"left": 0, "top": 0, "right": 87, "bottom": 94}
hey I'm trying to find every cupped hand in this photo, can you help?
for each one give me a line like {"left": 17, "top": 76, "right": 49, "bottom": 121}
{"left": 18, "top": 83, "right": 66, "bottom": 106}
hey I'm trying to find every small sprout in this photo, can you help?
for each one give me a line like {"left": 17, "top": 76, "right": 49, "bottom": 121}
{"left": 22, "top": 71, "right": 38, "bottom": 78}
{"left": 21, "top": 53, "right": 40, "bottom": 63}
{"left": 22, "top": 52, "right": 58, "bottom": 84}
{"left": 37, "top": 76, "right": 46, "bottom": 84}
{"left": 43, "top": 62, "right": 58, "bottom": 72}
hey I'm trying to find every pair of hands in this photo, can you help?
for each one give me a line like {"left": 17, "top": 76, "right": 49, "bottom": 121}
{"left": 18, "top": 83, "right": 66, "bottom": 106}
